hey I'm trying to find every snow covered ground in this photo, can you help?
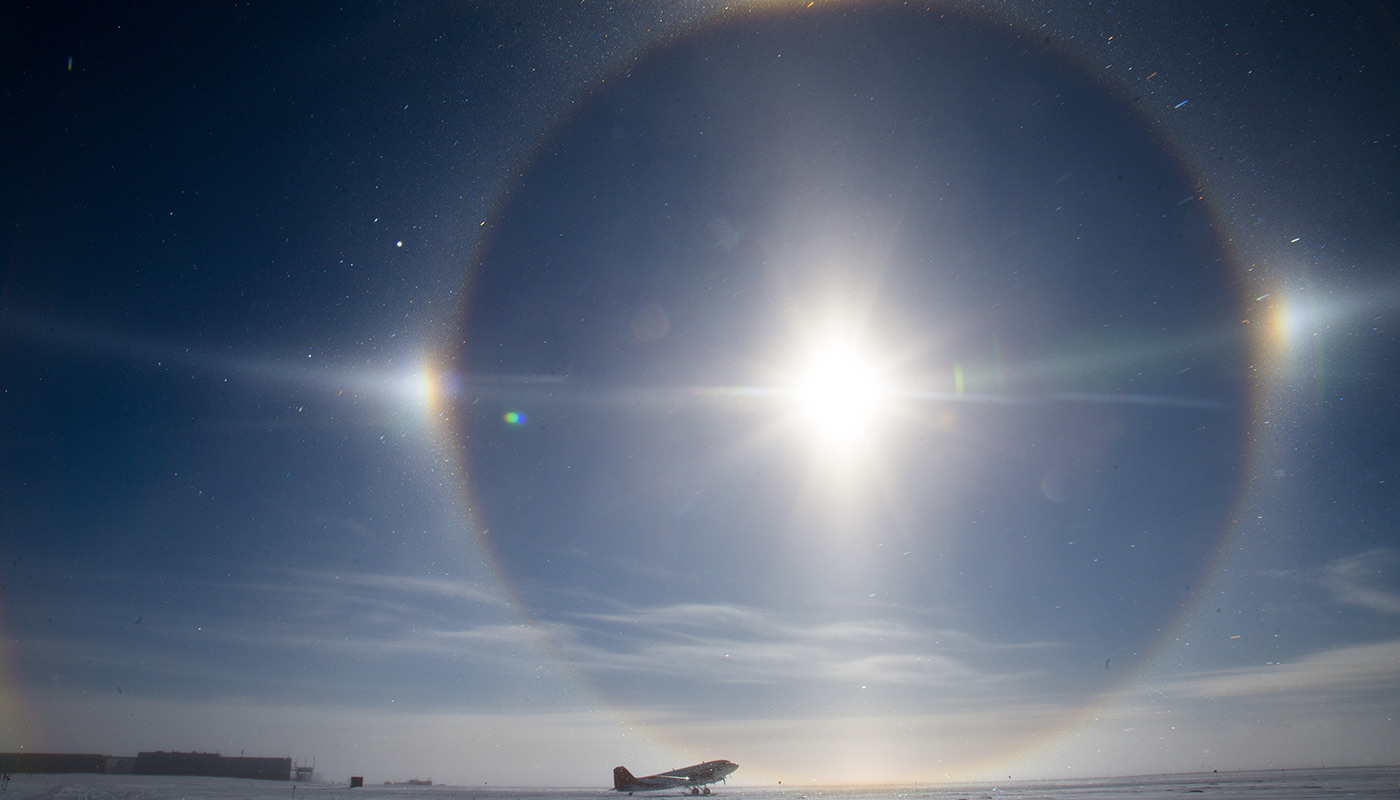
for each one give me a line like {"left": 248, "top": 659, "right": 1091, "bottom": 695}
{"left": 3, "top": 769, "right": 1398, "bottom": 800}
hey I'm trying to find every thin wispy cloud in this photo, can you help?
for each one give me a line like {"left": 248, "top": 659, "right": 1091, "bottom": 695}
{"left": 543, "top": 601, "right": 1055, "bottom": 702}
{"left": 1322, "top": 548, "right": 1400, "bottom": 615}
{"left": 10, "top": 564, "right": 532, "bottom": 708}
{"left": 1154, "top": 639, "right": 1400, "bottom": 699}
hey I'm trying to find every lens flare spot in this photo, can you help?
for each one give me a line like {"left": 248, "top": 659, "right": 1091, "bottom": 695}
{"left": 630, "top": 302, "right": 671, "bottom": 343}
{"left": 503, "top": 410, "right": 527, "bottom": 426}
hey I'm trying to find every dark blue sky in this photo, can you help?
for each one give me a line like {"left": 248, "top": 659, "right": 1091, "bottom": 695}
{"left": 2, "top": 0, "right": 1397, "bottom": 786}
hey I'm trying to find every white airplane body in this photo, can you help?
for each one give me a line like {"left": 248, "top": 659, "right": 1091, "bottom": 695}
{"left": 613, "top": 760, "right": 738, "bottom": 795}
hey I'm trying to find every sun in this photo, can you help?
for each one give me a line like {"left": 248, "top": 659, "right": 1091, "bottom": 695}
{"left": 782, "top": 329, "right": 895, "bottom": 464}
{"left": 792, "top": 341, "right": 887, "bottom": 443}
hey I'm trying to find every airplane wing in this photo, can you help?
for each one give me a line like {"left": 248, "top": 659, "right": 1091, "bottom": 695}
{"left": 644, "top": 774, "right": 691, "bottom": 787}
{"left": 659, "top": 760, "right": 739, "bottom": 783}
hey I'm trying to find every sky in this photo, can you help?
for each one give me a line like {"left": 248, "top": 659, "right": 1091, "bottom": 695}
{"left": 1, "top": 0, "right": 1397, "bottom": 787}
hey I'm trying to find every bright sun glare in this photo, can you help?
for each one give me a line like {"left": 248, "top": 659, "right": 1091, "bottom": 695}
{"left": 786, "top": 333, "right": 892, "bottom": 457}
{"left": 400, "top": 359, "right": 449, "bottom": 417}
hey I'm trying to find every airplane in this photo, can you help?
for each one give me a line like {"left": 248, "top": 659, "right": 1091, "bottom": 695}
{"left": 613, "top": 760, "right": 739, "bottom": 795}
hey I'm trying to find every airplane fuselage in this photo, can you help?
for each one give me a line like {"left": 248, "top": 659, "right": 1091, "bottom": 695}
{"left": 613, "top": 760, "right": 738, "bottom": 794}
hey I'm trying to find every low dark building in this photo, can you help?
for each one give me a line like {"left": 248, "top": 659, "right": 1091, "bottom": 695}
{"left": 0, "top": 753, "right": 107, "bottom": 774}
{"left": 136, "top": 751, "right": 292, "bottom": 781}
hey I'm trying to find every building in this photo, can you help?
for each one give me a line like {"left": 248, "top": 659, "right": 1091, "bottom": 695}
{"left": 0, "top": 753, "right": 107, "bottom": 774}
{"left": 136, "top": 751, "right": 292, "bottom": 781}
{"left": 0, "top": 751, "right": 292, "bottom": 781}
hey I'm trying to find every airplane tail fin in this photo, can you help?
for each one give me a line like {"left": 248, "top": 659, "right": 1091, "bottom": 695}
{"left": 613, "top": 766, "right": 637, "bottom": 791}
